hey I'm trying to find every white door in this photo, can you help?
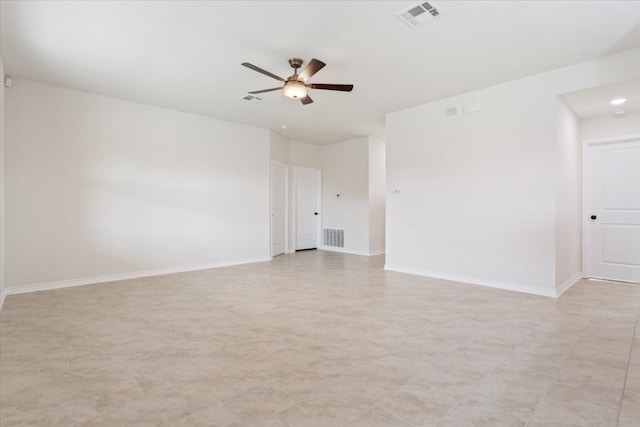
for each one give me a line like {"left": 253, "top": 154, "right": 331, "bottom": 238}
{"left": 585, "top": 138, "right": 640, "bottom": 283}
{"left": 271, "top": 162, "right": 286, "bottom": 257}
{"left": 295, "top": 167, "right": 321, "bottom": 250}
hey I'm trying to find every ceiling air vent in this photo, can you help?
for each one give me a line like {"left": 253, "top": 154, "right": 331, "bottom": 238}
{"left": 396, "top": 2, "right": 444, "bottom": 29}
{"left": 242, "top": 94, "right": 262, "bottom": 103}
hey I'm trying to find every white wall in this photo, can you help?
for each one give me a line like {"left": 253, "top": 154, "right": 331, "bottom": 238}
{"left": 386, "top": 79, "right": 557, "bottom": 296}
{"left": 386, "top": 48, "right": 640, "bottom": 297}
{"left": 555, "top": 100, "right": 582, "bottom": 293}
{"left": 320, "top": 137, "right": 370, "bottom": 255}
{"left": 6, "top": 79, "right": 271, "bottom": 291}
{"left": 580, "top": 111, "right": 640, "bottom": 141}
{"left": 368, "top": 137, "right": 385, "bottom": 255}
{"left": 270, "top": 131, "right": 289, "bottom": 166}
{"left": 289, "top": 140, "right": 321, "bottom": 169}
{"left": 0, "top": 57, "right": 6, "bottom": 309}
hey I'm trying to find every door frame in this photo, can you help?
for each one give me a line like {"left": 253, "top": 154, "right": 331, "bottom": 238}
{"left": 270, "top": 161, "right": 289, "bottom": 257}
{"left": 293, "top": 166, "right": 322, "bottom": 251}
{"left": 582, "top": 133, "right": 640, "bottom": 280}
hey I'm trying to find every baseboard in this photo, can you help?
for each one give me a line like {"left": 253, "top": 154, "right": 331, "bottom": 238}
{"left": 556, "top": 272, "right": 582, "bottom": 297}
{"left": 0, "top": 288, "right": 5, "bottom": 311}
{"left": 383, "top": 264, "right": 557, "bottom": 298}
{"left": 4, "top": 256, "right": 271, "bottom": 296}
{"left": 319, "top": 246, "right": 384, "bottom": 257}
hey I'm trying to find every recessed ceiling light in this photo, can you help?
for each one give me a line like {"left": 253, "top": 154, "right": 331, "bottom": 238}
{"left": 610, "top": 98, "right": 627, "bottom": 105}
{"left": 613, "top": 110, "right": 626, "bottom": 116}
{"left": 280, "top": 125, "right": 288, "bottom": 130}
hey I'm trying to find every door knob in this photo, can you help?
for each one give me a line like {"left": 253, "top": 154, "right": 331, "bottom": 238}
{"left": 314, "top": 212, "right": 318, "bottom": 215}
{"left": 590, "top": 215, "right": 597, "bottom": 220}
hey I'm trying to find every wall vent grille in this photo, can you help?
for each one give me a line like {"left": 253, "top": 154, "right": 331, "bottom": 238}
{"left": 396, "top": 2, "right": 444, "bottom": 29}
{"left": 323, "top": 228, "right": 344, "bottom": 248}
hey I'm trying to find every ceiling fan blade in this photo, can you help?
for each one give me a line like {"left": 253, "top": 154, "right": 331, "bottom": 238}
{"left": 241, "top": 62, "right": 285, "bottom": 82}
{"left": 300, "top": 95, "right": 314, "bottom": 105}
{"left": 299, "top": 58, "right": 326, "bottom": 81}
{"left": 308, "top": 83, "right": 354, "bottom": 92}
{"left": 248, "top": 87, "right": 282, "bottom": 94}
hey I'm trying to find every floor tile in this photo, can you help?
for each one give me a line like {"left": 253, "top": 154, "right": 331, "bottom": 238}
{"left": 618, "top": 399, "right": 640, "bottom": 427}
{"left": 527, "top": 383, "right": 618, "bottom": 427}
{"left": 1, "top": 251, "right": 638, "bottom": 426}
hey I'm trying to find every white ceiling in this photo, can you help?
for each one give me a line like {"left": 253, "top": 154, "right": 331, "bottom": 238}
{"left": 2, "top": 1, "right": 639, "bottom": 144}
{"left": 560, "top": 78, "right": 640, "bottom": 119}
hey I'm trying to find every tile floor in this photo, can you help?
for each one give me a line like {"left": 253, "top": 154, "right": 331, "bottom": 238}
{"left": 1, "top": 250, "right": 639, "bottom": 426}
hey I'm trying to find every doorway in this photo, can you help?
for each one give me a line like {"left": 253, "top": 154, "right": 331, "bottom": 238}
{"left": 584, "top": 135, "right": 640, "bottom": 283}
{"left": 270, "top": 161, "right": 287, "bottom": 257}
{"left": 294, "top": 167, "right": 321, "bottom": 250}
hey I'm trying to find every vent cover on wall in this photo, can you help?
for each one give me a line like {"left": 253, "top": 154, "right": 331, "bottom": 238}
{"left": 323, "top": 228, "right": 345, "bottom": 248}
{"left": 396, "top": 1, "right": 444, "bottom": 29}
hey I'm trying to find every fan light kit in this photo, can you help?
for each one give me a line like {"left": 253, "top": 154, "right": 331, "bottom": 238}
{"left": 242, "top": 57, "right": 353, "bottom": 105}
{"left": 283, "top": 80, "right": 307, "bottom": 99}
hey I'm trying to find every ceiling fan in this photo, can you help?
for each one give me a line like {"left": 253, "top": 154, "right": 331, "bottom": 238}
{"left": 241, "top": 58, "right": 354, "bottom": 105}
